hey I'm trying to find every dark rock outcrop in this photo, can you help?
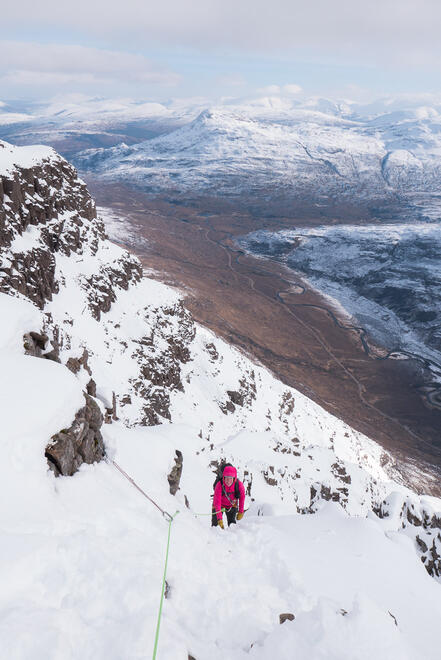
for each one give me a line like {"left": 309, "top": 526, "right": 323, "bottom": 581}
{"left": 87, "top": 379, "right": 97, "bottom": 397}
{"left": 23, "top": 331, "right": 48, "bottom": 357}
{"left": 66, "top": 348, "right": 92, "bottom": 376}
{"left": 104, "top": 392, "right": 118, "bottom": 424}
{"left": 303, "top": 481, "right": 350, "bottom": 512}
{"left": 263, "top": 466, "right": 278, "bottom": 487}
{"left": 331, "top": 461, "right": 352, "bottom": 484}
{"left": 167, "top": 450, "right": 183, "bottom": 495}
{"left": 279, "top": 613, "right": 295, "bottom": 624}
{"left": 83, "top": 256, "right": 142, "bottom": 321}
{"left": 45, "top": 394, "right": 105, "bottom": 476}
{"left": 23, "top": 329, "right": 61, "bottom": 363}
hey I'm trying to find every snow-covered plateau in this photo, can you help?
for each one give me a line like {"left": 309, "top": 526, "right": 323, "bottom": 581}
{"left": 1, "top": 138, "right": 441, "bottom": 659}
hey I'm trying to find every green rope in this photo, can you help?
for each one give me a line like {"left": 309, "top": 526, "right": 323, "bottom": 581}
{"left": 152, "top": 510, "right": 180, "bottom": 660}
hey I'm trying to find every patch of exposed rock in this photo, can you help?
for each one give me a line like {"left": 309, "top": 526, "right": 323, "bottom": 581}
{"left": 66, "top": 347, "right": 92, "bottom": 375}
{"left": 130, "top": 301, "right": 195, "bottom": 425}
{"left": 45, "top": 394, "right": 105, "bottom": 476}
{"left": 168, "top": 450, "right": 183, "bottom": 495}
{"left": 307, "top": 482, "right": 350, "bottom": 510}
{"left": 279, "top": 613, "right": 295, "bottom": 624}
{"left": 219, "top": 370, "right": 257, "bottom": 415}
{"left": 376, "top": 495, "right": 441, "bottom": 578}
{"left": 82, "top": 255, "right": 142, "bottom": 321}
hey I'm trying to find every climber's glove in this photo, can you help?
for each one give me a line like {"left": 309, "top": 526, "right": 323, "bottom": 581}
{"left": 218, "top": 519, "right": 224, "bottom": 529}
{"left": 237, "top": 512, "right": 244, "bottom": 521}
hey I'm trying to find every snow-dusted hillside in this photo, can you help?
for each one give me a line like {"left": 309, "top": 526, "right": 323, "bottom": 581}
{"left": 4, "top": 95, "right": 441, "bottom": 208}
{"left": 239, "top": 222, "right": 441, "bottom": 392}
{"left": 72, "top": 100, "right": 441, "bottom": 206}
{"left": 0, "top": 97, "right": 199, "bottom": 157}
{"left": 1, "top": 139, "right": 441, "bottom": 659}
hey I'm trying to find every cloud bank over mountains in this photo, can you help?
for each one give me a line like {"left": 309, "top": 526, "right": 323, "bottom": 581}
{"left": 3, "top": 0, "right": 441, "bottom": 64}
{"left": 1, "top": 1, "right": 441, "bottom": 100}
{"left": 0, "top": 42, "right": 180, "bottom": 95}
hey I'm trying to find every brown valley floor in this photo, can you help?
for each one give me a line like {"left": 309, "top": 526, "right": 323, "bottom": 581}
{"left": 89, "top": 181, "right": 441, "bottom": 495}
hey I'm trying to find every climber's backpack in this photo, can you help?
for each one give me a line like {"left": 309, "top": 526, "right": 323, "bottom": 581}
{"left": 212, "top": 461, "right": 240, "bottom": 500}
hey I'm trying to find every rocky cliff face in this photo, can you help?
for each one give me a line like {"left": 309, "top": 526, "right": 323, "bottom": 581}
{"left": 0, "top": 140, "right": 140, "bottom": 473}
{"left": 0, "top": 140, "right": 141, "bottom": 310}
{"left": 1, "top": 138, "right": 440, "bottom": 581}
{"left": 0, "top": 143, "right": 97, "bottom": 306}
{"left": 0, "top": 140, "right": 218, "bottom": 472}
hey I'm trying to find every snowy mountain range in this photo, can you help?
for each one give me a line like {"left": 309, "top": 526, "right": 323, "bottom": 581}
{"left": 3, "top": 95, "right": 441, "bottom": 214}
{"left": 1, "top": 138, "right": 441, "bottom": 659}
{"left": 0, "top": 96, "right": 198, "bottom": 158}
{"left": 65, "top": 99, "right": 441, "bottom": 212}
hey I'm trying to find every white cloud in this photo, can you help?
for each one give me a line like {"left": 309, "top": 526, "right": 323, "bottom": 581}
{"left": 2, "top": 1, "right": 441, "bottom": 70}
{"left": 0, "top": 112, "right": 32, "bottom": 125}
{"left": 283, "top": 84, "right": 302, "bottom": 95}
{"left": 257, "top": 84, "right": 302, "bottom": 96}
{"left": 258, "top": 85, "right": 281, "bottom": 95}
{"left": 0, "top": 42, "right": 181, "bottom": 89}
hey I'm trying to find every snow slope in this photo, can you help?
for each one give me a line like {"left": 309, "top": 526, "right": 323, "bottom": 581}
{"left": 1, "top": 359, "right": 441, "bottom": 659}
{"left": 1, "top": 139, "right": 441, "bottom": 659}
{"left": 0, "top": 139, "right": 57, "bottom": 173}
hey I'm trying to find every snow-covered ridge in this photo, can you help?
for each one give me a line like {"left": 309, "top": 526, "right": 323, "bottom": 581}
{"left": 1, "top": 139, "right": 440, "bottom": 658}
{"left": 0, "top": 139, "right": 57, "bottom": 174}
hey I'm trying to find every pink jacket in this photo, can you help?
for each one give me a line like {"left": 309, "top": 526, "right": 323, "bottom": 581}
{"left": 213, "top": 465, "right": 245, "bottom": 520}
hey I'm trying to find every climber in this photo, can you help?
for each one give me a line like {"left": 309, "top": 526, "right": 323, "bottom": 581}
{"left": 211, "top": 464, "right": 245, "bottom": 529}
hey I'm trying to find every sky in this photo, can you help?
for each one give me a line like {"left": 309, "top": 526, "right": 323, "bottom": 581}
{"left": 1, "top": 0, "right": 441, "bottom": 104}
